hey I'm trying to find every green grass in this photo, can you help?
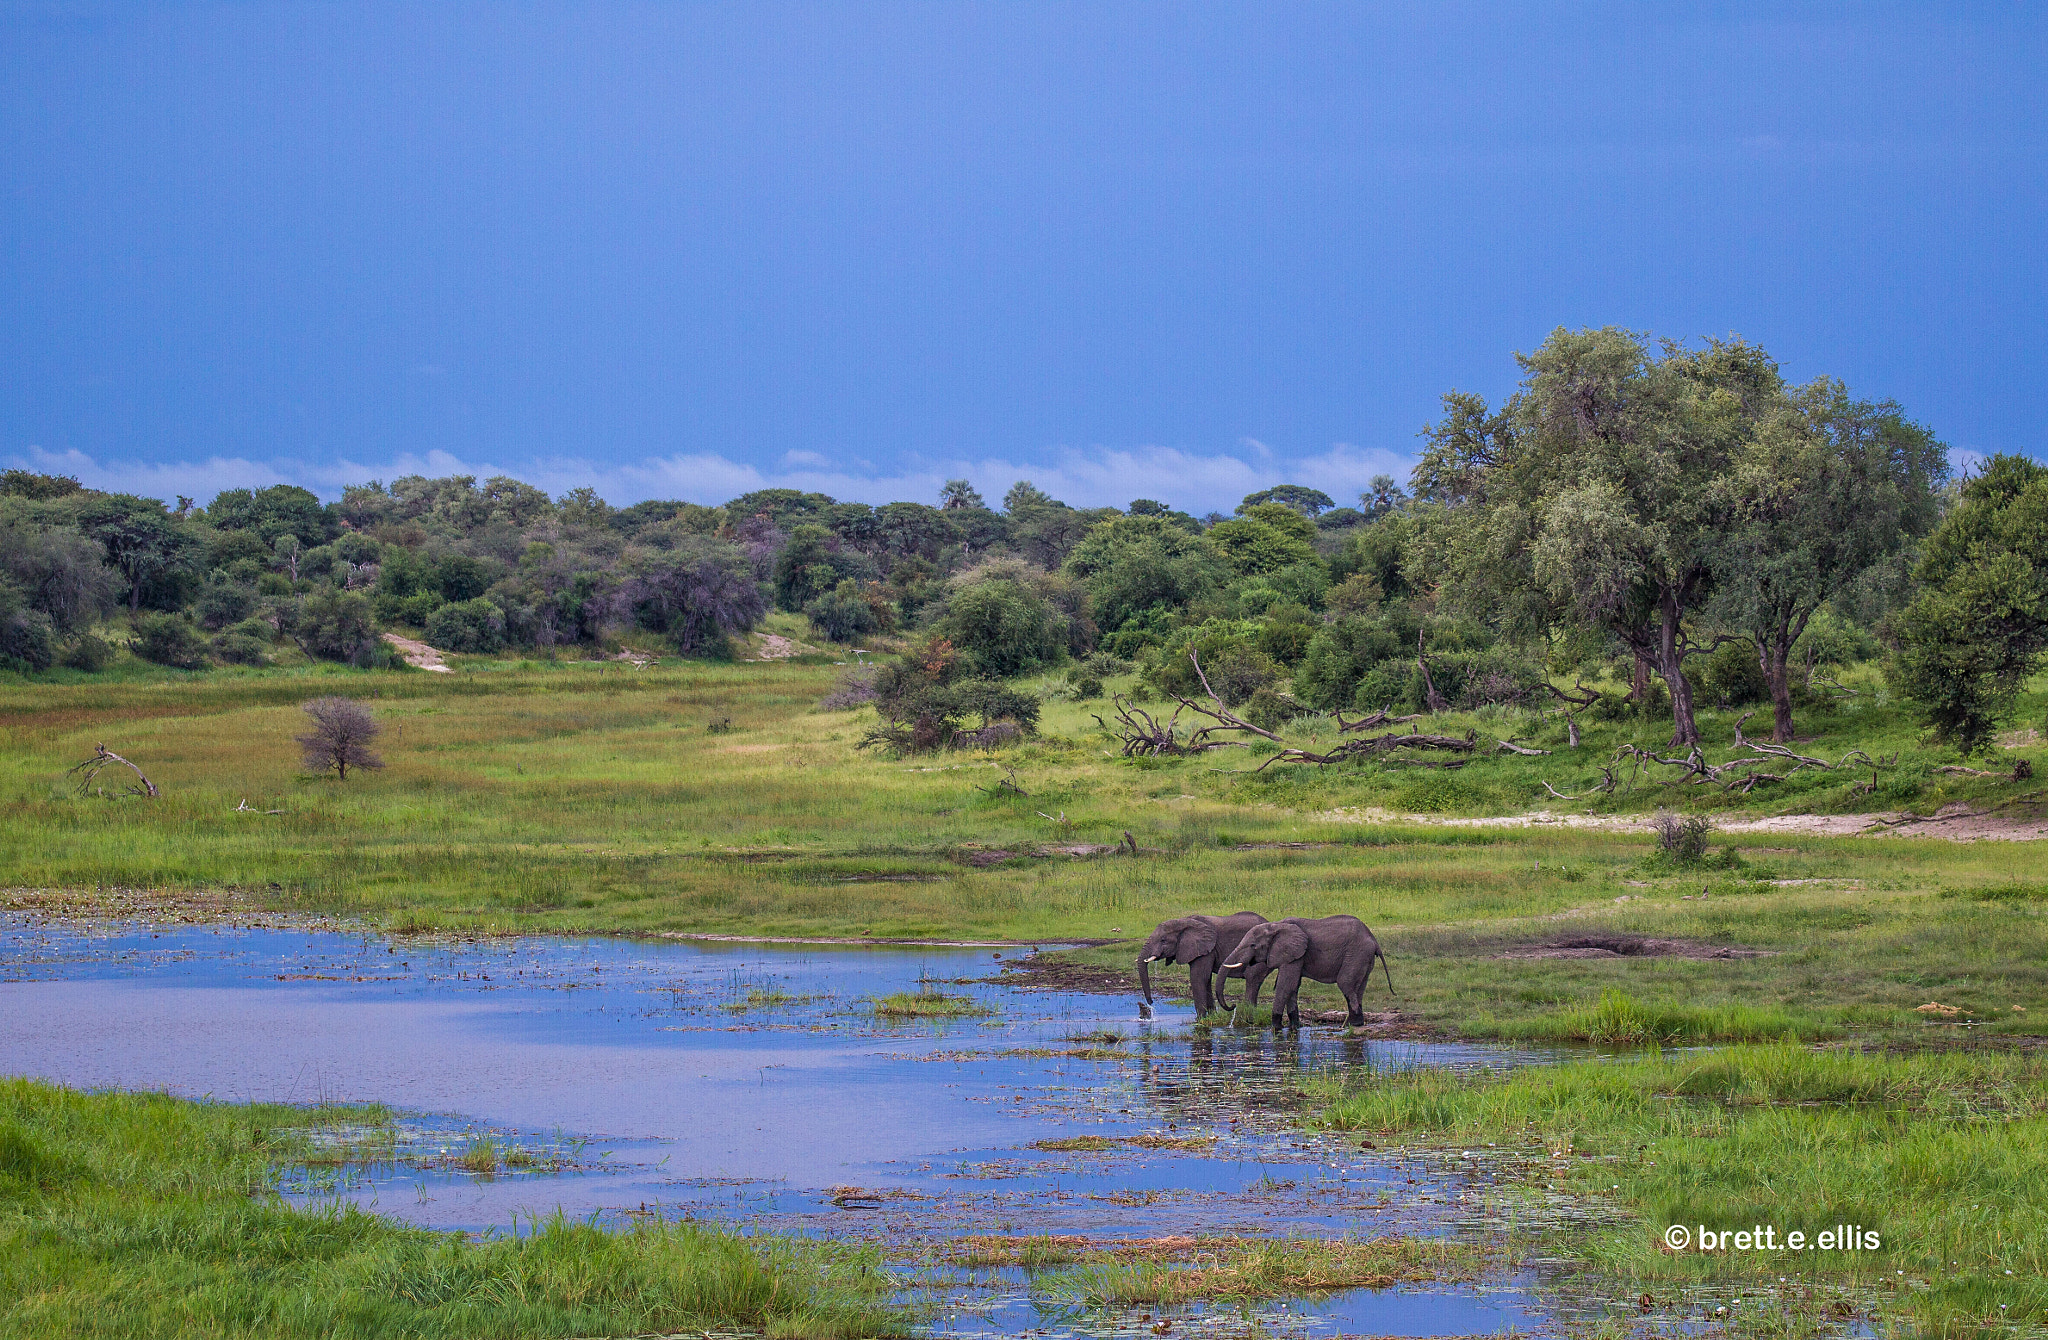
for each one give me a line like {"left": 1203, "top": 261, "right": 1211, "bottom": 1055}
{"left": 1303, "top": 1045, "right": 2048, "bottom": 1335}
{"left": 869, "top": 990, "right": 992, "bottom": 1018}
{"left": 0, "top": 1078, "right": 905, "bottom": 1339}
{"left": 7, "top": 658, "right": 2048, "bottom": 1335}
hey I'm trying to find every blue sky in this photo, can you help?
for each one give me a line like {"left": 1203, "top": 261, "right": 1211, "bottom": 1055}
{"left": 2, "top": 2, "right": 2042, "bottom": 513}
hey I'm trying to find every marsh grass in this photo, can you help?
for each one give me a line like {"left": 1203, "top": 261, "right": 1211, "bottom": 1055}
{"left": 1503, "top": 990, "right": 1822, "bottom": 1046}
{"left": 0, "top": 1078, "right": 905, "bottom": 1339}
{"left": 1032, "top": 1237, "right": 1483, "bottom": 1304}
{"left": 869, "top": 990, "right": 992, "bottom": 1019}
{"left": 1303, "top": 1046, "right": 2048, "bottom": 1332}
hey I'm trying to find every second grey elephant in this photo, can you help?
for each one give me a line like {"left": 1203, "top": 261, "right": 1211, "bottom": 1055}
{"left": 1138, "top": 911, "right": 1267, "bottom": 1015}
{"left": 1222, "top": 914, "right": 1394, "bottom": 1029}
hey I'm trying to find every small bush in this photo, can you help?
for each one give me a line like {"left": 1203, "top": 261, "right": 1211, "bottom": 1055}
{"left": 132, "top": 613, "right": 208, "bottom": 670}
{"left": 805, "top": 581, "right": 880, "bottom": 643}
{"left": 212, "top": 631, "right": 269, "bottom": 665}
{"left": 0, "top": 609, "right": 56, "bottom": 672}
{"left": 1081, "top": 651, "right": 1133, "bottom": 677}
{"left": 1397, "top": 771, "right": 1480, "bottom": 814}
{"left": 818, "top": 667, "right": 879, "bottom": 710}
{"left": 1653, "top": 809, "right": 1712, "bottom": 863}
{"left": 1242, "top": 686, "right": 1297, "bottom": 732}
{"left": 1068, "top": 672, "right": 1104, "bottom": 700}
{"left": 61, "top": 633, "right": 115, "bottom": 672}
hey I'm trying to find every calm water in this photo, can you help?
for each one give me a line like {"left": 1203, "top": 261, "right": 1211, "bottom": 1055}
{"left": 4, "top": 911, "right": 1564, "bottom": 1337}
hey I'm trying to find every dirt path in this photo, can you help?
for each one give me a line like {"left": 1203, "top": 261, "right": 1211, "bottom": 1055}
{"left": 1316, "top": 803, "right": 2048, "bottom": 842}
{"left": 381, "top": 633, "right": 451, "bottom": 672}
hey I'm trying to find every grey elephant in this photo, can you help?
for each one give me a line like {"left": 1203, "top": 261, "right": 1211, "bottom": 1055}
{"left": 1221, "top": 914, "right": 1394, "bottom": 1029}
{"left": 1137, "top": 911, "right": 1267, "bottom": 1016}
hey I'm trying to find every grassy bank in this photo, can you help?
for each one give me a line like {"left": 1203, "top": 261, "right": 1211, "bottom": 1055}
{"left": 1301, "top": 1045, "right": 2046, "bottom": 1335}
{"left": 5, "top": 656, "right": 2046, "bottom": 1048}
{"left": 0, "top": 1079, "right": 904, "bottom": 1339}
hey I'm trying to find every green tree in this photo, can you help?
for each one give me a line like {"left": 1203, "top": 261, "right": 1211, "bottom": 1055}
{"left": 1711, "top": 383, "right": 1948, "bottom": 740}
{"left": 1061, "top": 514, "right": 1224, "bottom": 634}
{"left": 1890, "top": 455, "right": 2048, "bottom": 752}
{"left": 204, "top": 485, "right": 334, "bottom": 546}
{"left": 1417, "top": 328, "right": 1783, "bottom": 747}
{"left": 1238, "top": 485, "right": 1335, "bottom": 518}
{"left": 77, "top": 494, "right": 198, "bottom": 611}
{"left": 1205, "top": 503, "right": 1320, "bottom": 577}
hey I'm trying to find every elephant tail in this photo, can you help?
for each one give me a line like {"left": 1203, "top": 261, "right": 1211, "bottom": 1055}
{"left": 1377, "top": 948, "right": 1397, "bottom": 997}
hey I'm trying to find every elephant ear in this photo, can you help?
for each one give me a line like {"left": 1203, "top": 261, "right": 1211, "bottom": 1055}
{"left": 1269, "top": 922, "right": 1310, "bottom": 964}
{"left": 1176, "top": 923, "right": 1217, "bottom": 962}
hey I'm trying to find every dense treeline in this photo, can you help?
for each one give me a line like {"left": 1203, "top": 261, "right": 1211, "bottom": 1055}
{"left": 5, "top": 329, "right": 2043, "bottom": 752}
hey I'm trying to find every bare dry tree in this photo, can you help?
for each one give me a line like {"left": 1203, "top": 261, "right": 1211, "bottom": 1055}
{"left": 296, "top": 697, "right": 385, "bottom": 779}
{"left": 67, "top": 744, "right": 159, "bottom": 798}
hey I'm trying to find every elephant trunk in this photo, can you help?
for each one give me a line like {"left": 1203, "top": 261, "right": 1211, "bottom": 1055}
{"left": 1138, "top": 956, "right": 1153, "bottom": 1005}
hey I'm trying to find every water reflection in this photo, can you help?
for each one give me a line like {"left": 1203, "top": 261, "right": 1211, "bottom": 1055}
{"left": 4, "top": 910, "right": 1560, "bottom": 1337}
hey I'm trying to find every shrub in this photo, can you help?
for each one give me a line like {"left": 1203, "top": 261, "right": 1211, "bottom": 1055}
{"left": 193, "top": 579, "right": 259, "bottom": 631}
{"left": 61, "top": 632, "right": 115, "bottom": 672}
{"left": 212, "top": 629, "right": 269, "bottom": 665}
{"left": 1653, "top": 809, "right": 1713, "bottom": 864}
{"left": 0, "top": 607, "right": 55, "bottom": 672}
{"left": 1688, "top": 639, "right": 1768, "bottom": 707}
{"left": 1068, "top": 673, "right": 1104, "bottom": 700}
{"left": 132, "top": 612, "right": 207, "bottom": 670}
{"left": 936, "top": 572, "right": 1068, "bottom": 676}
{"left": 805, "top": 581, "right": 878, "bottom": 643}
{"left": 293, "top": 589, "right": 379, "bottom": 664}
{"left": 425, "top": 597, "right": 507, "bottom": 653}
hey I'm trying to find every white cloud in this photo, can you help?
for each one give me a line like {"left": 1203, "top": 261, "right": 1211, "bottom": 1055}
{"left": 7, "top": 441, "right": 1422, "bottom": 515}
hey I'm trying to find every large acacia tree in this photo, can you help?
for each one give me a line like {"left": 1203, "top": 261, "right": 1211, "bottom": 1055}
{"left": 1417, "top": 328, "right": 1785, "bottom": 748}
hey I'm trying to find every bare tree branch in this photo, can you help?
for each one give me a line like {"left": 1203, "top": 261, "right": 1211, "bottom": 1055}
{"left": 67, "top": 744, "right": 159, "bottom": 798}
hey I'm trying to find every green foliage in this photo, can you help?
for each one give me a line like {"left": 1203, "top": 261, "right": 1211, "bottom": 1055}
{"left": 60, "top": 632, "right": 114, "bottom": 672}
{"left": 203, "top": 484, "right": 335, "bottom": 546}
{"left": 806, "top": 580, "right": 883, "bottom": 643}
{"left": 1891, "top": 454, "right": 2048, "bottom": 752}
{"left": 291, "top": 589, "right": 379, "bottom": 664}
{"left": 1204, "top": 503, "right": 1320, "bottom": 576}
{"left": 1685, "top": 639, "right": 1766, "bottom": 707}
{"left": 131, "top": 612, "right": 207, "bottom": 670}
{"left": 424, "top": 597, "right": 507, "bottom": 654}
{"left": 932, "top": 562, "right": 1073, "bottom": 676}
{"left": 772, "top": 524, "right": 876, "bottom": 613}
{"left": 1062, "top": 514, "right": 1221, "bottom": 635}
{"left": 1236, "top": 484, "right": 1335, "bottom": 517}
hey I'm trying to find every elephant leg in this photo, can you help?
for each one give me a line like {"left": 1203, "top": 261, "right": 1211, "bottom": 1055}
{"left": 1341, "top": 978, "right": 1365, "bottom": 1028}
{"left": 1189, "top": 959, "right": 1214, "bottom": 1015}
{"left": 1274, "top": 964, "right": 1304, "bottom": 1029}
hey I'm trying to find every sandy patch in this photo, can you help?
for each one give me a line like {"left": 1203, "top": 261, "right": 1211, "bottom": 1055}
{"left": 1313, "top": 804, "right": 2048, "bottom": 843}
{"left": 381, "top": 632, "right": 451, "bottom": 672}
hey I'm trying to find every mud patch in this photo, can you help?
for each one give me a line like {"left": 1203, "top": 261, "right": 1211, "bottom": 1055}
{"left": 1497, "top": 934, "right": 1776, "bottom": 961}
{"left": 994, "top": 956, "right": 1138, "bottom": 994}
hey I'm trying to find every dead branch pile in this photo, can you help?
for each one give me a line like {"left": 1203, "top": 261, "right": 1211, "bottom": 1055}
{"left": 1092, "top": 651, "right": 1285, "bottom": 756}
{"left": 1596, "top": 712, "right": 1896, "bottom": 794}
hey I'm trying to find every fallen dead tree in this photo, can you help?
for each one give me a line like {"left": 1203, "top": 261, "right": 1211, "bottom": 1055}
{"left": 1252, "top": 726, "right": 1479, "bottom": 772}
{"left": 1093, "top": 650, "right": 1285, "bottom": 756}
{"left": 67, "top": 744, "right": 159, "bottom": 799}
{"left": 1604, "top": 713, "right": 1898, "bottom": 793}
